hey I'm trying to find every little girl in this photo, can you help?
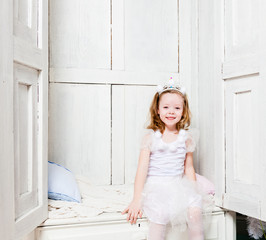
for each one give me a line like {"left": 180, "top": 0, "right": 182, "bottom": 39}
{"left": 122, "top": 78, "right": 211, "bottom": 240}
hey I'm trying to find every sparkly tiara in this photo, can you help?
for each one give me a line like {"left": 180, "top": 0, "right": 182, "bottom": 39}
{"left": 157, "top": 77, "right": 186, "bottom": 95}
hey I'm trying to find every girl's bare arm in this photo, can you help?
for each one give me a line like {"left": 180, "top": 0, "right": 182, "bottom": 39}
{"left": 122, "top": 149, "right": 150, "bottom": 224}
{"left": 184, "top": 152, "right": 196, "bottom": 181}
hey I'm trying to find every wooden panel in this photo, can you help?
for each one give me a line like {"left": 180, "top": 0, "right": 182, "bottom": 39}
{"left": 225, "top": 212, "right": 236, "bottom": 240}
{"left": 36, "top": 218, "right": 148, "bottom": 240}
{"left": 179, "top": 0, "right": 193, "bottom": 100}
{"left": 14, "top": 37, "right": 43, "bottom": 70}
{"left": 14, "top": 0, "right": 38, "bottom": 47}
{"left": 14, "top": 63, "right": 39, "bottom": 219}
{"left": 50, "top": 68, "right": 179, "bottom": 85}
{"left": 124, "top": 86, "right": 156, "bottom": 184}
{"left": 49, "top": 83, "right": 111, "bottom": 185}
{"left": 225, "top": 0, "right": 259, "bottom": 62}
{"left": 205, "top": 212, "right": 225, "bottom": 240}
{"left": 124, "top": 0, "right": 179, "bottom": 72}
{"left": 224, "top": 75, "right": 260, "bottom": 218}
{"left": 198, "top": 0, "right": 219, "bottom": 188}
{"left": 18, "top": 83, "right": 33, "bottom": 195}
{"left": 49, "top": 0, "right": 110, "bottom": 69}
{"left": 222, "top": 56, "right": 259, "bottom": 80}
{"left": 112, "top": 0, "right": 125, "bottom": 71}
{"left": 112, "top": 85, "right": 156, "bottom": 184}
{"left": 111, "top": 86, "right": 125, "bottom": 184}
{"left": 233, "top": 91, "right": 252, "bottom": 183}
{"left": 223, "top": 195, "right": 260, "bottom": 219}
{"left": 35, "top": 210, "right": 227, "bottom": 240}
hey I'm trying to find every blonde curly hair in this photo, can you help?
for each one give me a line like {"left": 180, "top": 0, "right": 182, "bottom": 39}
{"left": 147, "top": 90, "right": 191, "bottom": 133}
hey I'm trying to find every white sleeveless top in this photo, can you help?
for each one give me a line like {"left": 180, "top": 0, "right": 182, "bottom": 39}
{"left": 141, "top": 129, "right": 198, "bottom": 177}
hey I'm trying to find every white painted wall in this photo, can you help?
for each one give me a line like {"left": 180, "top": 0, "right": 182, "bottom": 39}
{"left": 49, "top": 83, "right": 111, "bottom": 185}
{"left": 50, "top": 0, "right": 111, "bottom": 70}
{"left": 49, "top": 0, "right": 197, "bottom": 185}
{"left": 198, "top": 0, "right": 217, "bottom": 186}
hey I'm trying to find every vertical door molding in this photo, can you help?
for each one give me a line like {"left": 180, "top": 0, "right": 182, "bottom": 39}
{"left": 213, "top": 0, "right": 226, "bottom": 208}
{"left": 0, "top": 0, "right": 14, "bottom": 239}
{"left": 259, "top": 0, "right": 266, "bottom": 222}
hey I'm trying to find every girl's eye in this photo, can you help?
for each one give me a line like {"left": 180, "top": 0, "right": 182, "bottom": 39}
{"left": 176, "top": 107, "right": 180, "bottom": 110}
{"left": 163, "top": 106, "right": 168, "bottom": 109}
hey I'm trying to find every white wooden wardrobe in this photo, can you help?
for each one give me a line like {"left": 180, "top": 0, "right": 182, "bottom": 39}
{"left": 1, "top": 0, "right": 266, "bottom": 239}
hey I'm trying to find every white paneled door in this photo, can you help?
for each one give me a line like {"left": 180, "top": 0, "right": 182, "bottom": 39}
{"left": 213, "top": 0, "right": 266, "bottom": 221}
{"left": 13, "top": 0, "right": 48, "bottom": 238}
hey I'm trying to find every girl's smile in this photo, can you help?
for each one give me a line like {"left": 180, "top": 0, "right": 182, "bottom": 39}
{"left": 157, "top": 93, "right": 184, "bottom": 128}
{"left": 166, "top": 117, "right": 176, "bottom": 120}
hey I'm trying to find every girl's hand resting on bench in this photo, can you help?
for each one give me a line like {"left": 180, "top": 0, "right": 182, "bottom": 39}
{"left": 122, "top": 200, "right": 143, "bottom": 224}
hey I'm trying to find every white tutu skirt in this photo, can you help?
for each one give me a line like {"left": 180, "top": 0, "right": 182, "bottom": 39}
{"left": 141, "top": 175, "right": 213, "bottom": 231}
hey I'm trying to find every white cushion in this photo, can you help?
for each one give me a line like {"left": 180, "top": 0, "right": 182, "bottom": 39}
{"left": 48, "top": 161, "right": 81, "bottom": 203}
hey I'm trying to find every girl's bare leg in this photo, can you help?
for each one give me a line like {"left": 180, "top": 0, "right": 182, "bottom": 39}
{"left": 187, "top": 207, "right": 204, "bottom": 240}
{"left": 148, "top": 222, "right": 166, "bottom": 240}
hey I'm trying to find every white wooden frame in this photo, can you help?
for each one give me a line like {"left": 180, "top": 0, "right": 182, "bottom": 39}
{"left": 259, "top": 0, "right": 266, "bottom": 221}
{"left": 0, "top": 0, "right": 14, "bottom": 239}
{"left": 50, "top": 69, "right": 179, "bottom": 86}
{"left": 13, "top": 0, "right": 49, "bottom": 238}
{"left": 213, "top": 0, "right": 226, "bottom": 209}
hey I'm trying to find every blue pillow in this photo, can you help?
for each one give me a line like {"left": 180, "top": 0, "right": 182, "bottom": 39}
{"left": 48, "top": 161, "right": 81, "bottom": 203}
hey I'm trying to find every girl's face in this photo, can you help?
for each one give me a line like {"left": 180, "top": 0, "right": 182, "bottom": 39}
{"left": 157, "top": 93, "right": 184, "bottom": 128}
